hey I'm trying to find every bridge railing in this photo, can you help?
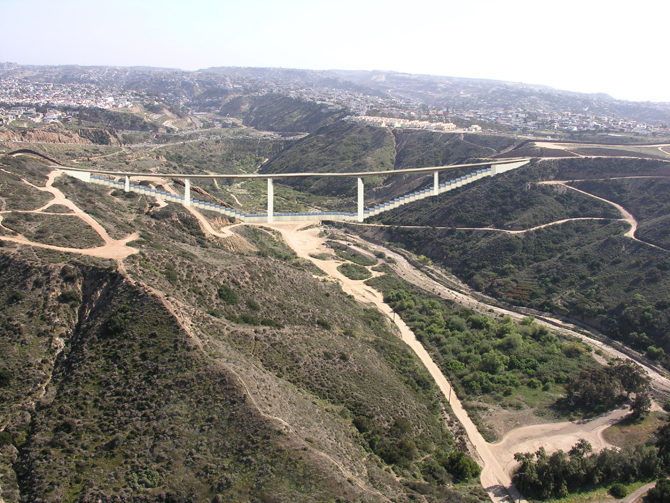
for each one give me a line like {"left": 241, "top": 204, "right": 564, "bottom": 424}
{"left": 73, "top": 159, "right": 530, "bottom": 224}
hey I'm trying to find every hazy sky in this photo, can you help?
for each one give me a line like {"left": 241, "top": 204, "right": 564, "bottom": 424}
{"left": 1, "top": 0, "right": 668, "bottom": 102}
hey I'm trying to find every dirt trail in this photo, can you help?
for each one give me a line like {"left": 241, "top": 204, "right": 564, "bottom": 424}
{"left": 0, "top": 168, "right": 139, "bottom": 260}
{"left": 354, "top": 217, "right": 622, "bottom": 234}
{"left": 265, "top": 222, "right": 524, "bottom": 503}
{"left": 541, "top": 181, "right": 668, "bottom": 251}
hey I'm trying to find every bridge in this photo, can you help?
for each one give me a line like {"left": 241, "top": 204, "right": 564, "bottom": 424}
{"left": 61, "top": 158, "right": 529, "bottom": 223}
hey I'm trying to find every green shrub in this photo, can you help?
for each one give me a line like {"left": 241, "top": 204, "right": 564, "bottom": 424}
{"left": 316, "top": 319, "right": 331, "bottom": 330}
{"left": 609, "top": 483, "right": 627, "bottom": 499}
{"left": 527, "top": 378, "right": 542, "bottom": 389}
{"left": 646, "top": 346, "right": 665, "bottom": 360}
{"left": 0, "top": 431, "right": 12, "bottom": 447}
{"left": 261, "top": 318, "right": 282, "bottom": 328}
{"left": 217, "top": 284, "right": 239, "bottom": 305}
{"left": 246, "top": 299, "right": 261, "bottom": 311}
{"left": 163, "top": 269, "right": 178, "bottom": 284}
{"left": 239, "top": 313, "right": 259, "bottom": 326}
{"left": 445, "top": 452, "right": 481, "bottom": 481}
{"left": 60, "top": 265, "right": 77, "bottom": 282}
{"left": 0, "top": 370, "right": 11, "bottom": 388}
{"left": 337, "top": 263, "right": 371, "bottom": 280}
{"left": 104, "top": 305, "right": 132, "bottom": 336}
{"left": 7, "top": 291, "right": 23, "bottom": 304}
{"left": 58, "top": 290, "right": 80, "bottom": 304}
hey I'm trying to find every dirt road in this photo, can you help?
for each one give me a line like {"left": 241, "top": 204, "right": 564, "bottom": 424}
{"left": 0, "top": 168, "right": 139, "bottom": 260}
{"left": 268, "top": 222, "right": 524, "bottom": 503}
{"left": 489, "top": 407, "right": 629, "bottom": 476}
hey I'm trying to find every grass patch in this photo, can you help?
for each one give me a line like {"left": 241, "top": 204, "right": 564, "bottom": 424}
{"left": 602, "top": 411, "right": 667, "bottom": 448}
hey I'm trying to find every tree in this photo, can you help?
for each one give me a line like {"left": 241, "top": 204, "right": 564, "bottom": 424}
{"left": 648, "top": 479, "right": 670, "bottom": 503}
{"left": 610, "top": 359, "right": 650, "bottom": 397}
{"left": 631, "top": 392, "right": 652, "bottom": 419}
{"left": 655, "top": 420, "right": 670, "bottom": 469}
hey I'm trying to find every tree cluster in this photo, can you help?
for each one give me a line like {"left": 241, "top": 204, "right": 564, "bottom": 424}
{"left": 565, "top": 359, "right": 651, "bottom": 415}
{"left": 514, "top": 439, "right": 661, "bottom": 500}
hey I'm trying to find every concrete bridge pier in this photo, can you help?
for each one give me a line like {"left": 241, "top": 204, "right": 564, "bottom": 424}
{"left": 267, "top": 178, "right": 274, "bottom": 223}
{"left": 358, "top": 177, "right": 364, "bottom": 222}
{"left": 184, "top": 179, "right": 190, "bottom": 207}
{"left": 124, "top": 175, "right": 130, "bottom": 192}
{"left": 433, "top": 171, "right": 439, "bottom": 196}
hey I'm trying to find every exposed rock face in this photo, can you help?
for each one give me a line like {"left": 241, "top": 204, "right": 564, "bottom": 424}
{"left": 0, "top": 127, "right": 121, "bottom": 146}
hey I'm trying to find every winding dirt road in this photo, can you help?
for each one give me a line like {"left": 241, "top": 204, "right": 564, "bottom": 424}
{"left": 0, "top": 168, "right": 138, "bottom": 260}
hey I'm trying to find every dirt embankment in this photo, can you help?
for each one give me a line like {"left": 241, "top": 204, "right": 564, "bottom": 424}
{"left": 0, "top": 127, "right": 121, "bottom": 146}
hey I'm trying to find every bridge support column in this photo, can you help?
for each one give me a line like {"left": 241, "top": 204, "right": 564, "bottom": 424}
{"left": 491, "top": 164, "right": 497, "bottom": 175}
{"left": 357, "top": 177, "right": 364, "bottom": 223}
{"left": 433, "top": 171, "right": 439, "bottom": 196}
{"left": 184, "top": 179, "right": 190, "bottom": 207}
{"left": 124, "top": 175, "right": 130, "bottom": 192}
{"left": 267, "top": 178, "right": 274, "bottom": 223}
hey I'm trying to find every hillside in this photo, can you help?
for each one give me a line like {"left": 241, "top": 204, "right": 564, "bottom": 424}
{"left": 0, "top": 154, "right": 488, "bottom": 503}
{"left": 261, "top": 123, "right": 520, "bottom": 200}
{"left": 219, "top": 94, "right": 347, "bottom": 133}
{"left": 569, "top": 177, "right": 670, "bottom": 249}
{"left": 356, "top": 157, "right": 670, "bottom": 371}
{"left": 260, "top": 122, "right": 397, "bottom": 196}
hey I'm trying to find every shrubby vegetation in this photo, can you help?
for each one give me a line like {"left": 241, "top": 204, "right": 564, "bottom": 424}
{"left": 364, "top": 272, "right": 646, "bottom": 433}
{"left": 356, "top": 157, "right": 670, "bottom": 370}
{"left": 327, "top": 240, "right": 377, "bottom": 266}
{"left": 337, "top": 263, "right": 372, "bottom": 280}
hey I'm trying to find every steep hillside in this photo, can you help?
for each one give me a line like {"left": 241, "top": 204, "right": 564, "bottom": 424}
{"left": 570, "top": 177, "right": 670, "bottom": 249}
{"left": 0, "top": 155, "right": 486, "bottom": 503}
{"left": 219, "top": 94, "right": 347, "bottom": 132}
{"left": 261, "top": 122, "right": 397, "bottom": 196}
{"left": 260, "top": 125, "right": 522, "bottom": 202}
{"left": 352, "top": 157, "right": 670, "bottom": 371}
{"left": 393, "top": 131, "right": 517, "bottom": 170}
{"left": 369, "top": 160, "right": 622, "bottom": 229}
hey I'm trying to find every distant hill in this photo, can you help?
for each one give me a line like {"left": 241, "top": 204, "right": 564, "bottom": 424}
{"left": 219, "top": 94, "right": 347, "bottom": 133}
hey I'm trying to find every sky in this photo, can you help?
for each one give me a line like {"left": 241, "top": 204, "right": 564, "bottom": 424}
{"left": 1, "top": 0, "right": 669, "bottom": 103}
